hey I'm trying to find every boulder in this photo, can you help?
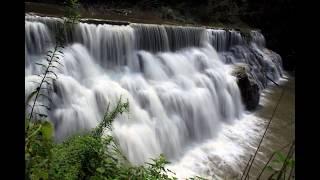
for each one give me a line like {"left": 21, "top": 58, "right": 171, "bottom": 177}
{"left": 231, "top": 63, "right": 260, "bottom": 111}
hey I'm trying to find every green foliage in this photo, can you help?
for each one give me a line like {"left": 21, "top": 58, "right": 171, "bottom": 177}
{"left": 25, "top": 120, "right": 54, "bottom": 180}
{"left": 64, "top": 0, "right": 81, "bottom": 24}
{"left": 26, "top": 44, "right": 64, "bottom": 121}
{"left": 92, "top": 153, "right": 177, "bottom": 180}
{"left": 268, "top": 151, "right": 295, "bottom": 170}
{"left": 140, "top": 154, "right": 177, "bottom": 180}
{"left": 25, "top": 98, "right": 189, "bottom": 179}
{"left": 26, "top": 0, "right": 78, "bottom": 122}
{"left": 266, "top": 151, "right": 295, "bottom": 179}
{"left": 49, "top": 134, "right": 104, "bottom": 179}
{"left": 92, "top": 96, "right": 129, "bottom": 138}
{"left": 25, "top": 3, "right": 195, "bottom": 177}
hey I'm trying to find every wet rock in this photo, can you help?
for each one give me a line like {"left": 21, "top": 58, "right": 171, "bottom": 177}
{"left": 232, "top": 63, "right": 260, "bottom": 110}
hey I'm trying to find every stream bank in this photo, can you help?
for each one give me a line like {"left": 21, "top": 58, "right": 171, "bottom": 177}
{"left": 249, "top": 74, "right": 295, "bottom": 179}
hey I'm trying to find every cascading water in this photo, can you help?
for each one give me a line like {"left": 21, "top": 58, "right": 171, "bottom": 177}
{"left": 25, "top": 14, "right": 283, "bottom": 178}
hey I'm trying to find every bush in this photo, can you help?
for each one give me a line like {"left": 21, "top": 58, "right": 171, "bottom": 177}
{"left": 25, "top": 99, "right": 182, "bottom": 179}
{"left": 25, "top": 120, "right": 54, "bottom": 179}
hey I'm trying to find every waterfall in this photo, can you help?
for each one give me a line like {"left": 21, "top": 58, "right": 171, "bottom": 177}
{"left": 25, "top": 14, "right": 283, "bottom": 167}
{"left": 206, "top": 29, "right": 244, "bottom": 52}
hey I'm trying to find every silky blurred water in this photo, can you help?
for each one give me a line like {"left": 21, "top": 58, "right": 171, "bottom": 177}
{"left": 25, "top": 14, "right": 284, "bottom": 178}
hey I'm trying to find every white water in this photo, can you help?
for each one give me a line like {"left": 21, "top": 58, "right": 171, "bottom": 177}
{"left": 25, "top": 14, "right": 283, "bottom": 178}
{"left": 167, "top": 113, "right": 265, "bottom": 179}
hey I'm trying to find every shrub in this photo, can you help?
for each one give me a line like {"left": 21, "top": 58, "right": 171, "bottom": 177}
{"left": 25, "top": 99, "right": 182, "bottom": 179}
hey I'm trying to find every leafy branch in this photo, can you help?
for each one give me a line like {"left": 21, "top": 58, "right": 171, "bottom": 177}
{"left": 92, "top": 96, "right": 129, "bottom": 138}
{"left": 26, "top": 0, "right": 81, "bottom": 123}
{"left": 27, "top": 44, "right": 64, "bottom": 121}
{"left": 64, "top": 0, "right": 81, "bottom": 24}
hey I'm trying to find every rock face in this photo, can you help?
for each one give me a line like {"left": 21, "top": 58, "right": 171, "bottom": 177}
{"left": 232, "top": 63, "right": 260, "bottom": 111}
